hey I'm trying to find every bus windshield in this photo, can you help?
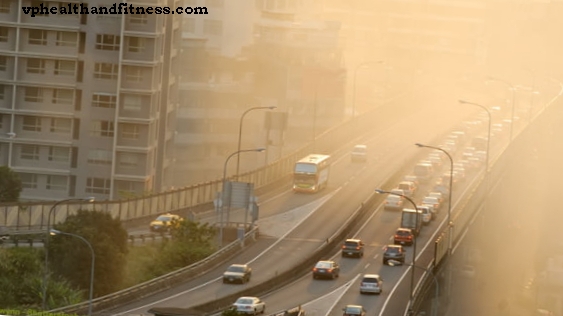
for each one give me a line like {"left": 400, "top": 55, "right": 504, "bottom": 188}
{"left": 295, "top": 163, "right": 317, "bottom": 174}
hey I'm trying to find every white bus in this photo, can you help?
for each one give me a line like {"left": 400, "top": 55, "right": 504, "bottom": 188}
{"left": 293, "top": 154, "right": 331, "bottom": 193}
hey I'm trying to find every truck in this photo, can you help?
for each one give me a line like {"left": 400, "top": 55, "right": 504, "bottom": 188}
{"left": 401, "top": 208, "right": 422, "bottom": 236}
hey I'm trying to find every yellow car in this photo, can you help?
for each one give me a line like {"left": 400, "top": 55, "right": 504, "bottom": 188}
{"left": 149, "top": 213, "right": 182, "bottom": 233}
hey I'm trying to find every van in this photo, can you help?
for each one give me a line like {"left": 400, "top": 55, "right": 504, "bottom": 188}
{"left": 413, "top": 163, "right": 434, "bottom": 182}
{"left": 351, "top": 145, "right": 367, "bottom": 162}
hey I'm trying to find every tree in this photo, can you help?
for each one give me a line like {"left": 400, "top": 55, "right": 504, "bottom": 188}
{"left": 147, "top": 219, "right": 217, "bottom": 276}
{"left": 0, "top": 247, "right": 81, "bottom": 310}
{"left": 49, "top": 209, "right": 129, "bottom": 297}
{"left": 0, "top": 166, "right": 22, "bottom": 202}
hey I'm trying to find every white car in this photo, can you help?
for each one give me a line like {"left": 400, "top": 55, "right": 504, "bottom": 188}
{"left": 422, "top": 196, "right": 441, "bottom": 211}
{"left": 351, "top": 145, "right": 367, "bottom": 162}
{"left": 417, "top": 205, "right": 433, "bottom": 225}
{"left": 233, "top": 296, "right": 266, "bottom": 315}
{"left": 359, "top": 274, "right": 383, "bottom": 294}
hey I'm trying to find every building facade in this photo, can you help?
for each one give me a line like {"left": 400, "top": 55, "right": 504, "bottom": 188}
{"left": 0, "top": 0, "right": 181, "bottom": 201}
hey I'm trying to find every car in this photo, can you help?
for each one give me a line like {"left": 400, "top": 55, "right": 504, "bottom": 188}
{"left": 149, "top": 213, "right": 183, "bottom": 232}
{"left": 312, "top": 260, "right": 340, "bottom": 279}
{"left": 351, "top": 145, "right": 367, "bottom": 162}
{"left": 342, "top": 305, "right": 366, "bottom": 316}
{"left": 384, "top": 194, "right": 404, "bottom": 210}
{"left": 414, "top": 162, "right": 434, "bottom": 183}
{"left": 417, "top": 205, "right": 432, "bottom": 225}
{"left": 393, "top": 228, "right": 414, "bottom": 246}
{"left": 428, "top": 191, "right": 444, "bottom": 204}
{"left": 403, "top": 175, "right": 419, "bottom": 188}
{"left": 397, "top": 181, "right": 417, "bottom": 197}
{"left": 232, "top": 296, "right": 266, "bottom": 315}
{"left": 223, "top": 264, "right": 252, "bottom": 284}
{"left": 422, "top": 196, "right": 441, "bottom": 211}
{"left": 359, "top": 274, "right": 383, "bottom": 294}
{"left": 341, "top": 238, "right": 364, "bottom": 258}
{"left": 383, "top": 244, "right": 406, "bottom": 264}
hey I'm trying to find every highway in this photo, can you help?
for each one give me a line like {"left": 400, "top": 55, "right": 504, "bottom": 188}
{"left": 105, "top": 78, "right": 483, "bottom": 316}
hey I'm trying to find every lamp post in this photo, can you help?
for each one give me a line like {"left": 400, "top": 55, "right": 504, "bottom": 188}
{"left": 388, "top": 260, "right": 439, "bottom": 316}
{"left": 235, "top": 106, "right": 277, "bottom": 179}
{"left": 219, "top": 148, "right": 266, "bottom": 247}
{"left": 415, "top": 143, "right": 453, "bottom": 256}
{"left": 375, "top": 189, "right": 419, "bottom": 314}
{"left": 49, "top": 229, "right": 95, "bottom": 316}
{"left": 487, "top": 76, "right": 516, "bottom": 141}
{"left": 458, "top": 100, "right": 491, "bottom": 174}
{"left": 352, "top": 61, "right": 384, "bottom": 118}
{"left": 42, "top": 197, "right": 94, "bottom": 311}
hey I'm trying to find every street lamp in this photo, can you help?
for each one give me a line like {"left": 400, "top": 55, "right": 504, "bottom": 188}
{"left": 375, "top": 188, "right": 419, "bottom": 313}
{"left": 415, "top": 143, "right": 453, "bottom": 256}
{"left": 49, "top": 229, "right": 95, "bottom": 316}
{"left": 219, "top": 148, "right": 266, "bottom": 247}
{"left": 387, "top": 260, "right": 439, "bottom": 316}
{"left": 458, "top": 100, "right": 491, "bottom": 174}
{"left": 42, "top": 197, "right": 94, "bottom": 311}
{"left": 352, "top": 60, "right": 384, "bottom": 118}
{"left": 235, "top": 106, "right": 277, "bottom": 179}
{"left": 487, "top": 76, "right": 516, "bottom": 141}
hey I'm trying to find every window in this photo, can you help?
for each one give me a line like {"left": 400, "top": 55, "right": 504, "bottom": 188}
{"left": 123, "top": 95, "right": 142, "bottom": 111}
{"left": 95, "top": 34, "right": 120, "bottom": 51}
{"left": 0, "top": 113, "right": 3, "bottom": 128}
{"left": 0, "top": 56, "right": 6, "bottom": 71}
{"left": 20, "top": 145, "right": 39, "bottom": 160}
{"left": 0, "top": 84, "right": 4, "bottom": 100}
{"left": 86, "top": 177, "right": 111, "bottom": 194}
{"left": 129, "top": 13, "right": 148, "bottom": 24}
{"left": 121, "top": 124, "right": 140, "bottom": 139}
{"left": 54, "top": 60, "right": 75, "bottom": 76}
{"left": 183, "top": 18, "right": 195, "bottom": 33}
{"left": 52, "top": 89, "right": 73, "bottom": 105}
{"left": 87, "top": 149, "right": 112, "bottom": 165}
{"left": 90, "top": 120, "right": 115, "bottom": 137}
{"left": 119, "top": 153, "right": 138, "bottom": 168}
{"left": 92, "top": 93, "right": 116, "bottom": 108}
{"left": 28, "top": 29, "right": 47, "bottom": 45}
{"left": 20, "top": 173, "right": 38, "bottom": 189}
{"left": 0, "top": 1, "right": 10, "bottom": 13}
{"left": 56, "top": 31, "right": 77, "bottom": 47}
{"left": 125, "top": 66, "right": 142, "bottom": 82}
{"left": 47, "top": 175, "right": 67, "bottom": 191}
{"left": 203, "top": 20, "right": 223, "bottom": 36}
{"left": 22, "top": 116, "right": 41, "bottom": 131}
{"left": 0, "top": 26, "right": 8, "bottom": 42}
{"left": 50, "top": 118, "right": 71, "bottom": 133}
{"left": 27, "top": 58, "right": 46, "bottom": 74}
{"left": 94, "top": 63, "right": 118, "bottom": 80}
{"left": 48, "top": 146, "right": 70, "bottom": 162}
{"left": 24, "top": 87, "right": 44, "bottom": 102}
{"left": 127, "top": 37, "right": 145, "bottom": 53}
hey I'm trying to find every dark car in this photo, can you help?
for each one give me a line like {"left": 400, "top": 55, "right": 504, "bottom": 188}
{"left": 383, "top": 244, "right": 406, "bottom": 265}
{"left": 341, "top": 238, "right": 364, "bottom": 258}
{"left": 394, "top": 228, "right": 414, "bottom": 246}
{"left": 223, "top": 264, "right": 252, "bottom": 284}
{"left": 312, "top": 260, "right": 340, "bottom": 280}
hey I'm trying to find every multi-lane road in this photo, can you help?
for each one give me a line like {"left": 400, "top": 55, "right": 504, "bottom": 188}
{"left": 105, "top": 78, "right": 487, "bottom": 316}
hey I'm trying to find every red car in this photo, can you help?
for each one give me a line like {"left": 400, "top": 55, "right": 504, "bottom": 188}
{"left": 393, "top": 228, "right": 414, "bottom": 246}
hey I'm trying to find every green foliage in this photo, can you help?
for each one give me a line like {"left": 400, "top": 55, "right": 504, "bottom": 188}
{"left": 0, "top": 248, "right": 81, "bottom": 310}
{"left": 222, "top": 307, "right": 242, "bottom": 316}
{"left": 144, "top": 219, "right": 217, "bottom": 277}
{"left": 0, "top": 166, "right": 22, "bottom": 202}
{"left": 49, "top": 209, "right": 128, "bottom": 298}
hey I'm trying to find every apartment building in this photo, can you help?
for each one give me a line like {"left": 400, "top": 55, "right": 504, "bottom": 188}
{"left": 0, "top": 0, "right": 181, "bottom": 201}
